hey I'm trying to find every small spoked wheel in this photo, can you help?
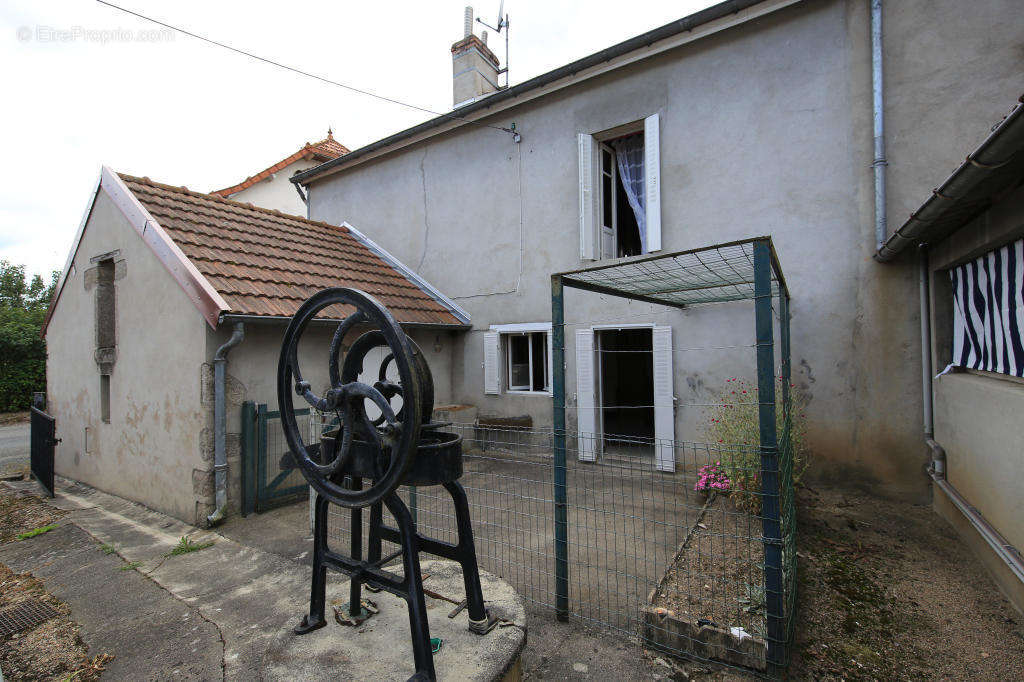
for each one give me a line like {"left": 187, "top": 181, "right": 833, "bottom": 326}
{"left": 277, "top": 288, "right": 423, "bottom": 508}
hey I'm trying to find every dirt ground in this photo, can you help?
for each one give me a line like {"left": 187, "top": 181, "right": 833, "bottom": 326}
{"left": 0, "top": 486, "right": 111, "bottom": 681}
{"left": 651, "top": 493, "right": 767, "bottom": 639}
{"left": 668, "top": 484, "right": 1024, "bottom": 680}
{"left": 784, "top": 485, "right": 1024, "bottom": 680}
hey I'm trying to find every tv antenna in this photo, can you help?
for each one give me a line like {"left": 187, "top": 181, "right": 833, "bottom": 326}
{"left": 476, "top": 1, "right": 509, "bottom": 88}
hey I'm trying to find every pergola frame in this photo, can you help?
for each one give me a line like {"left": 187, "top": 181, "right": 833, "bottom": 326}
{"left": 549, "top": 236, "right": 793, "bottom": 669}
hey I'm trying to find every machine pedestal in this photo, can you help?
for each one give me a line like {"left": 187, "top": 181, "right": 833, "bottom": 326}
{"left": 262, "top": 559, "right": 527, "bottom": 682}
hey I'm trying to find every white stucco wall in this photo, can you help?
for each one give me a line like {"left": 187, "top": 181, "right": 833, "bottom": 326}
{"left": 223, "top": 158, "right": 322, "bottom": 216}
{"left": 45, "top": 190, "right": 209, "bottom": 523}
{"left": 305, "top": 0, "right": 1023, "bottom": 497}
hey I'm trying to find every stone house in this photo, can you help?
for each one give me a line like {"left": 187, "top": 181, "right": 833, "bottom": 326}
{"left": 42, "top": 168, "right": 467, "bottom": 524}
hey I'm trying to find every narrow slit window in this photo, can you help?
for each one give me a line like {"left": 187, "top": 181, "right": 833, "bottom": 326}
{"left": 100, "top": 375, "right": 110, "bottom": 424}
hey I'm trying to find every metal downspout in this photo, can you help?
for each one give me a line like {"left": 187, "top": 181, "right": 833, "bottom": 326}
{"left": 207, "top": 323, "right": 245, "bottom": 527}
{"left": 919, "top": 247, "right": 933, "bottom": 441}
{"left": 918, "top": 250, "right": 1024, "bottom": 584}
{"left": 871, "top": 0, "right": 887, "bottom": 251}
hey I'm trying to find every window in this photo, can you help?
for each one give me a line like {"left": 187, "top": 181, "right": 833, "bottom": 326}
{"left": 100, "top": 375, "right": 111, "bottom": 424}
{"left": 483, "top": 323, "right": 553, "bottom": 395}
{"left": 579, "top": 113, "right": 661, "bottom": 261}
{"left": 506, "top": 332, "right": 549, "bottom": 392}
{"left": 949, "top": 237, "right": 1024, "bottom": 378}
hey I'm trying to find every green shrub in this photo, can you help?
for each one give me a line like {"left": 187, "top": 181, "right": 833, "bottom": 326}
{"left": 700, "top": 377, "right": 809, "bottom": 514}
{"left": 0, "top": 261, "right": 57, "bottom": 412}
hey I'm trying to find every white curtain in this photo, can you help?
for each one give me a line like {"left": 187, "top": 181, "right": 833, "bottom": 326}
{"left": 611, "top": 135, "right": 646, "bottom": 253}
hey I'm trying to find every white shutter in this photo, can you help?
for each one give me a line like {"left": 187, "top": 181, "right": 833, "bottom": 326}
{"left": 546, "top": 330, "right": 554, "bottom": 392}
{"left": 578, "top": 133, "right": 597, "bottom": 260}
{"left": 652, "top": 325, "right": 675, "bottom": 472}
{"left": 644, "top": 113, "right": 662, "bottom": 253}
{"left": 575, "top": 329, "right": 597, "bottom": 461}
{"left": 483, "top": 331, "right": 501, "bottom": 394}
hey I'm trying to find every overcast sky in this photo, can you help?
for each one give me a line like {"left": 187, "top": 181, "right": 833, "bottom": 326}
{"left": 0, "top": 0, "right": 716, "bottom": 279}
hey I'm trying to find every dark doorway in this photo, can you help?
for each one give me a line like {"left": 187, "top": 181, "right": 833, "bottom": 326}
{"left": 596, "top": 328, "right": 653, "bottom": 455}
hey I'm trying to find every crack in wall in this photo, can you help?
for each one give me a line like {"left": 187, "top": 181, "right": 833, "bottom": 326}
{"left": 417, "top": 148, "right": 430, "bottom": 270}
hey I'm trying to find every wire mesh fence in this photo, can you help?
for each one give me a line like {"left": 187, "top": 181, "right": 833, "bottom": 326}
{"left": 257, "top": 237, "right": 797, "bottom": 675}
{"left": 318, "top": 419, "right": 793, "bottom": 675}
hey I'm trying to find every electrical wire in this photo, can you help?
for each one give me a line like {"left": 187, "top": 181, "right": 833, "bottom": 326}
{"left": 95, "top": 0, "right": 517, "bottom": 137}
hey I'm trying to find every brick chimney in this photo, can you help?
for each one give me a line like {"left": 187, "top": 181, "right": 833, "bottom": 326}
{"left": 451, "top": 6, "right": 501, "bottom": 107}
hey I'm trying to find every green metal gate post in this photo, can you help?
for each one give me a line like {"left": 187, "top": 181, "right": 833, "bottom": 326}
{"left": 778, "top": 269, "right": 794, "bottom": 655}
{"left": 240, "top": 401, "right": 257, "bottom": 516}
{"left": 754, "top": 239, "right": 784, "bottom": 668}
{"left": 256, "top": 403, "right": 268, "bottom": 513}
{"left": 551, "top": 275, "right": 569, "bottom": 622}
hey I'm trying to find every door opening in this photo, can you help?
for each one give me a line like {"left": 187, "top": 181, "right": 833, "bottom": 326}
{"left": 596, "top": 328, "right": 654, "bottom": 456}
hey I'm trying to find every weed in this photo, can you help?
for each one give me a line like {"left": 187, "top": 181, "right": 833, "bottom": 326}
{"left": 120, "top": 561, "right": 141, "bottom": 571}
{"left": 700, "top": 377, "right": 810, "bottom": 514}
{"left": 167, "top": 535, "right": 214, "bottom": 557}
{"left": 100, "top": 544, "right": 116, "bottom": 554}
{"left": 16, "top": 523, "right": 58, "bottom": 540}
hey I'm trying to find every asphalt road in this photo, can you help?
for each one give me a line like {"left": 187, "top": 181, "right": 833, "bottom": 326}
{"left": 0, "top": 421, "right": 30, "bottom": 475}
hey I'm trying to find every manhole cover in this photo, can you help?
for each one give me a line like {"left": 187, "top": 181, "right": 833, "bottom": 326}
{"left": 0, "top": 599, "right": 59, "bottom": 636}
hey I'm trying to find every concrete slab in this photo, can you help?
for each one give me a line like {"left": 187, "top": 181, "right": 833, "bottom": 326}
{"left": 262, "top": 559, "right": 525, "bottom": 681}
{"left": 5, "top": 478, "right": 526, "bottom": 681}
{"left": 0, "top": 522, "right": 223, "bottom": 681}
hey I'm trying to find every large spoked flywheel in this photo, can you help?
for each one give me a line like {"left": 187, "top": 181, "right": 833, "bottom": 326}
{"left": 277, "top": 288, "right": 424, "bottom": 508}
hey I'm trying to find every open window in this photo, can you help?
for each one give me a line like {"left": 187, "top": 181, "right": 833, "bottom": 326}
{"left": 579, "top": 113, "right": 661, "bottom": 261}
{"left": 483, "top": 323, "right": 553, "bottom": 395}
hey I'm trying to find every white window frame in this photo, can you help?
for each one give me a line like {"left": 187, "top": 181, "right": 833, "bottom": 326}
{"left": 578, "top": 113, "right": 662, "bottom": 261}
{"left": 487, "top": 322, "right": 553, "bottom": 396}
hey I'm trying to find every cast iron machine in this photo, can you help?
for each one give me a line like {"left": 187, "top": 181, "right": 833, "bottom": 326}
{"left": 277, "top": 288, "right": 496, "bottom": 682}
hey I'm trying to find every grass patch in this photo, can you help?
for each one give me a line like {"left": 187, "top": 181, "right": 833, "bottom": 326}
{"left": 167, "top": 536, "right": 214, "bottom": 557}
{"left": 100, "top": 544, "right": 116, "bottom": 554}
{"left": 16, "top": 523, "right": 58, "bottom": 540}
{"left": 120, "top": 561, "right": 141, "bottom": 571}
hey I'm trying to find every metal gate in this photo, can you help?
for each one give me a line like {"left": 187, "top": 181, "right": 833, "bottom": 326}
{"left": 240, "top": 401, "right": 309, "bottom": 514}
{"left": 29, "top": 407, "right": 57, "bottom": 498}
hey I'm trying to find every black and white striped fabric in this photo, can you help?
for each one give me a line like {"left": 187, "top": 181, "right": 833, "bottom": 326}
{"left": 950, "top": 237, "right": 1024, "bottom": 377}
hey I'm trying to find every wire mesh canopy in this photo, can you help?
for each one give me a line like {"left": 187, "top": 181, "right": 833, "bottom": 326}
{"left": 554, "top": 237, "right": 787, "bottom": 307}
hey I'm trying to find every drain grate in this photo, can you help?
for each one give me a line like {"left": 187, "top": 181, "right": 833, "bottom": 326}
{"left": 0, "top": 599, "right": 59, "bottom": 636}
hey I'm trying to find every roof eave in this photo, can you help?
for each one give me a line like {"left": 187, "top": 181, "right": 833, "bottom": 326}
{"left": 218, "top": 312, "right": 469, "bottom": 331}
{"left": 876, "top": 96, "right": 1024, "bottom": 263}
{"left": 102, "top": 168, "right": 231, "bottom": 327}
{"left": 291, "top": 0, "right": 800, "bottom": 186}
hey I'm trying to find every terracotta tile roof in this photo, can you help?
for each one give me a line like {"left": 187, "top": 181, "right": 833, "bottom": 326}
{"left": 211, "top": 130, "right": 350, "bottom": 198}
{"left": 120, "top": 174, "right": 463, "bottom": 326}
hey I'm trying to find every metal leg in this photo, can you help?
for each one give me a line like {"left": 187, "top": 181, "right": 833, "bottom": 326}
{"left": 443, "top": 481, "right": 487, "bottom": 623}
{"left": 383, "top": 493, "right": 435, "bottom": 682}
{"left": 295, "top": 493, "right": 329, "bottom": 634}
{"left": 349, "top": 477, "right": 363, "bottom": 617}
{"left": 367, "top": 501, "right": 383, "bottom": 564}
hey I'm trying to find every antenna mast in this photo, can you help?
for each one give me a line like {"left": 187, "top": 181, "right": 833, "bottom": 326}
{"left": 476, "top": 1, "right": 509, "bottom": 88}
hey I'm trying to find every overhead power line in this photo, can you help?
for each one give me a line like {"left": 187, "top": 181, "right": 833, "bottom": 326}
{"left": 95, "top": 0, "right": 516, "bottom": 137}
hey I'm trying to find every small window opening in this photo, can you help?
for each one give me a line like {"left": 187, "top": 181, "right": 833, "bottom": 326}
{"left": 100, "top": 375, "right": 111, "bottom": 424}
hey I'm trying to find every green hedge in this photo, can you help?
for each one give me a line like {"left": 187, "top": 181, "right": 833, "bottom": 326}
{"left": 0, "top": 262, "right": 57, "bottom": 412}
